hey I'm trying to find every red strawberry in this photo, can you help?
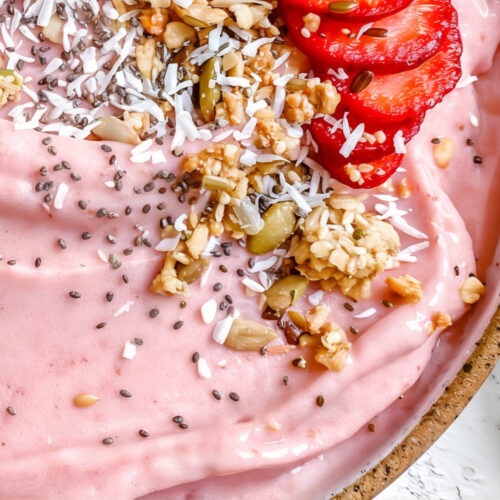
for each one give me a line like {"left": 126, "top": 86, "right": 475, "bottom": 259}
{"left": 281, "top": 0, "right": 454, "bottom": 73}
{"left": 309, "top": 111, "right": 421, "bottom": 166}
{"left": 317, "top": 151, "right": 404, "bottom": 188}
{"left": 281, "top": 0, "right": 413, "bottom": 20}
{"left": 329, "top": 24, "right": 462, "bottom": 123}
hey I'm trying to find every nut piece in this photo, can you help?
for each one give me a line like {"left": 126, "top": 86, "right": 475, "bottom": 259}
{"left": 459, "top": 276, "right": 486, "bottom": 304}
{"left": 386, "top": 274, "right": 423, "bottom": 303}
{"left": 224, "top": 319, "right": 278, "bottom": 351}
{"left": 163, "top": 22, "right": 196, "bottom": 50}
{"left": 264, "top": 275, "right": 308, "bottom": 313}
{"left": 42, "top": 14, "right": 64, "bottom": 44}
{"left": 302, "top": 13, "right": 321, "bottom": 33}
{"left": 92, "top": 115, "right": 141, "bottom": 145}
{"left": 247, "top": 202, "right": 297, "bottom": 254}
{"left": 73, "top": 394, "right": 99, "bottom": 408}
{"left": 433, "top": 137, "right": 453, "bottom": 169}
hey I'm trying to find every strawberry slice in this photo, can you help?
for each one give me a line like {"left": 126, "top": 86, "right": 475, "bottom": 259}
{"left": 328, "top": 24, "right": 462, "bottom": 123}
{"left": 317, "top": 151, "right": 404, "bottom": 189}
{"left": 281, "top": 0, "right": 413, "bottom": 20}
{"left": 282, "top": 0, "right": 454, "bottom": 73}
{"left": 310, "top": 112, "right": 421, "bottom": 166}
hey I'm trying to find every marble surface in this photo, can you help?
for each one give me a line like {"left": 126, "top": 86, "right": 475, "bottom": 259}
{"left": 376, "top": 361, "right": 500, "bottom": 500}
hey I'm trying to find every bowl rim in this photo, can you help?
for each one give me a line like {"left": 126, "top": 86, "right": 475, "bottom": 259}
{"left": 333, "top": 306, "right": 500, "bottom": 499}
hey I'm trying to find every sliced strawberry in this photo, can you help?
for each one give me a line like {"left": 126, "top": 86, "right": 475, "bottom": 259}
{"left": 317, "top": 151, "right": 404, "bottom": 189}
{"left": 280, "top": 0, "right": 413, "bottom": 20}
{"left": 310, "top": 112, "right": 421, "bottom": 167}
{"left": 328, "top": 24, "right": 462, "bottom": 123}
{"left": 282, "top": 0, "right": 454, "bottom": 73}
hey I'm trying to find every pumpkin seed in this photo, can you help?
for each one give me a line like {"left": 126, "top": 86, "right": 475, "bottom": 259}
{"left": 328, "top": 1, "right": 358, "bottom": 14}
{"left": 224, "top": 319, "right": 278, "bottom": 351}
{"left": 350, "top": 70, "right": 374, "bottom": 94}
{"left": 177, "top": 258, "right": 210, "bottom": 284}
{"left": 264, "top": 275, "right": 308, "bottom": 313}
{"left": 247, "top": 202, "right": 297, "bottom": 254}
{"left": 199, "top": 57, "right": 221, "bottom": 123}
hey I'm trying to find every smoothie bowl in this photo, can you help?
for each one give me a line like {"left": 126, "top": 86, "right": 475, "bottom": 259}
{"left": 0, "top": 0, "right": 498, "bottom": 498}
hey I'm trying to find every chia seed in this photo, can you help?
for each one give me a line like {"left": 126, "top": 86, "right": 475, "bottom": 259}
{"left": 229, "top": 392, "right": 240, "bottom": 402}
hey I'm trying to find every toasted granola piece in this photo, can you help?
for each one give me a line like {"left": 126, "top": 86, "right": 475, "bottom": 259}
{"left": 431, "top": 311, "right": 452, "bottom": 333}
{"left": 315, "top": 322, "right": 351, "bottom": 371}
{"left": 459, "top": 276, "right": 486, "bottom": 304}
{"left": 386, "top": 274, "right": 423, "bottom": 303}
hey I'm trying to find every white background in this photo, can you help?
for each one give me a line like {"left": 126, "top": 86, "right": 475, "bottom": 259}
{"left": 376, "top": 362, "right": 500, "bottom": 500}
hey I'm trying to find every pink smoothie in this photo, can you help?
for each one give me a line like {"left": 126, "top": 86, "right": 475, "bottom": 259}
{"left": 0, "top": 0, "right": 498, "bottom": 499}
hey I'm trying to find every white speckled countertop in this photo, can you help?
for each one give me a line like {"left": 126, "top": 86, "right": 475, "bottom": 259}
{"left": 376, "top": 361, "right": 500, "bottom": 500}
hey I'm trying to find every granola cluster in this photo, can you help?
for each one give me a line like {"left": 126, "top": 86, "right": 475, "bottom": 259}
{"left": 288, "top": 194, "right": 400, "bottom": 300}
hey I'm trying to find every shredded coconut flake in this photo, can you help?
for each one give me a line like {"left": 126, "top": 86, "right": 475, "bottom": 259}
{"left": 201, "top": 299, "right": 218, "bottom": 324}
{"left": 393, "top": 130, "right": 407, "bottom": 154}
{"left": 53, "top": 182, "right": 69, "bottom": 210}
{"left": 212, "top": 315, "right": 234, "bottom": 344}
{"left": 197, "top": 358, "right": 212, "bottom": 379}
{"left": 113, "top": 300, "right": 135, "bottom": 317}
{"left": 242, "top": 277, "right": 266, "bottom": 293}
{"left": 122, "top": 341, "right": 137, "bottom": 360}
{"left": 354, "top": 307, "right": 377, "bottom": 319}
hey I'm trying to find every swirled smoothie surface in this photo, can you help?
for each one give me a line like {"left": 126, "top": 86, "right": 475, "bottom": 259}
{"left": 0, "top": 0, "right": 499, "bottom": 498}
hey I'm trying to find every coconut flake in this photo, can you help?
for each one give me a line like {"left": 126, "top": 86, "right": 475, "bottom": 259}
{"left": 36, "top": 0, "right": 54, "bottom": 26}
{"left": 308, "top": 290, "right": 324, "bottom": 305}
{"left": 354, "top": 307, "right": 377, "bottom": 319}
{"left": 393, "top": 130, "right": 406, "bottom": 154}
{"left": 249, "top": 255, "right": 278, "bottom": 273}
{"left": 242, "top": 277, "right": 266, "bottom": 293}
{"left": 53, "top": 182, "right": 69, "bottom": 210}
{"left": 201, "top": 299, "right": 217, "bottom": 324}
{"left": 212, "top": 315, "right": 234, "bottom": 344}
{"left": 155, "top": 234, "right": 181, "bottom": 252}
{"left": 456, "top": 74, "right": 478, "bottom": 89}
{"left": 241, "top": 37, "right": 274, "bottom": 57}
{"left": 397, "top": 241, "right": 430, "bottom": 263}
{"left": 284, "top": 182, "right": 312, "bottom": 214}
{"left": 240, "top": 149, "right": 257, "bottom": 166}
{"left": 173, "top": 0, "right": 194, "bottom": 7}
{"left": 122, "top": 341, "right": 137, "bottom": 360}
{"left": 356, "top": 22, "right": 373, "bottom": 41}
{"left": 113, "top": 300, "right": 135, "bottom": 317}
{"left": 340, "top": 122, "right": 364, "bottom": 158}
{"left": 19, "top": 25, "right": 40, "bottom": 43}
{"left": 197, "top": 358, "right": 212, "bottom": 379}
{"left": 174, "top": 213, "right": 188, "bottom": 232}
{"left": 232, "top": 196, "right": 264, "bottom": 235}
